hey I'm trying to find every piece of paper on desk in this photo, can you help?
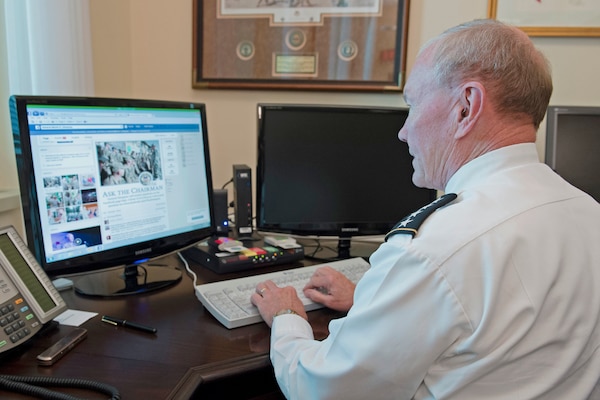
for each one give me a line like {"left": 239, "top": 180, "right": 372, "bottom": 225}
{"left": 54, "top": 309, "right": 98, "bottom": 326}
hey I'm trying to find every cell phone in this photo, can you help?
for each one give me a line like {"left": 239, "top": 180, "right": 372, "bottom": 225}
{"left": 36, "top": 327, "right": 88, "bottom": 366}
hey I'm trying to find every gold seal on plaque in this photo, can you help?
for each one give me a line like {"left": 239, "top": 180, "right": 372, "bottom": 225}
{"left": 337, "top": 40, "right": 358, "bottom": 62}
{"left": 236, "top": 40, "right": 255, "bottom": 61}
{"left": 285, "top": 29, "right": 307, "bottom": 51}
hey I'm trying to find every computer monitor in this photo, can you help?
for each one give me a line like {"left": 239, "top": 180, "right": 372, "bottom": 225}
{"left": 545, "top": 105, "right": 600, "bottom": 202}
{"left": 256, "top": 104, "right": 437, "bottom": 259}
{"left": 10, "top": 95, "right": 215, "bottom": 296}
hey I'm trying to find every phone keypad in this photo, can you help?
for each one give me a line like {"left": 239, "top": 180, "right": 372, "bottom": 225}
{"left": 0, "top": 298, "right": 35, "bottom": 347}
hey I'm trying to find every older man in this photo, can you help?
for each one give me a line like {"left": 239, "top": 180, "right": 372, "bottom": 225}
{"left": 252, "top": 19, "right": 600, "bottom": 399}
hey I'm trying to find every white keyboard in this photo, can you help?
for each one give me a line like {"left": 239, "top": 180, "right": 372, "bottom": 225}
{"left": 195, "top": 257, "right": 370, "bottom": 329}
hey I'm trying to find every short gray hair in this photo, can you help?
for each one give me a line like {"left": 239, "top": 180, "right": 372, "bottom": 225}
{"left": 424, "top": 19, "right": 553, "bottom": 129}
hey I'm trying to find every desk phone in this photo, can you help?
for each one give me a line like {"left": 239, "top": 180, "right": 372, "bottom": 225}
{"left": 0, "top": 225, "right": 67, "bottom": 353}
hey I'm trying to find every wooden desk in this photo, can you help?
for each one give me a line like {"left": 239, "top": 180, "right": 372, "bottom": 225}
{"left": 0, "top": 252, "right": 348, "bottom": 399}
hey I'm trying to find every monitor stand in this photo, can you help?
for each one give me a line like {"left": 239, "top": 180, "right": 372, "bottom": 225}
{"left": 337, "top": 238, "right": 352, "bottom": 259}
{"left": 74, "top": 264, "right": 182, "bottom": 297}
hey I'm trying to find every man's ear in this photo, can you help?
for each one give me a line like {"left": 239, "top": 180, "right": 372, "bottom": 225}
{"left": 455, "top": 82, "right": 484, "bottom": 139}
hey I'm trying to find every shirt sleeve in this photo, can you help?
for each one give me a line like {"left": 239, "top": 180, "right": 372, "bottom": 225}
{"left": 269, "top": 238, "right": 470, "bottom": 400}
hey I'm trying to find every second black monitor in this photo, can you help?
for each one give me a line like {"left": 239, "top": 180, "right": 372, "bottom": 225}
{"left": 256, "top": 104, "right": 436, "bottom": 258}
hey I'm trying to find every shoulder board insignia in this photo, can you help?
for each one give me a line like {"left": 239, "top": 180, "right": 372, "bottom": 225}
{"left": 385, "top": 193, "right": 457, "bottom": 241}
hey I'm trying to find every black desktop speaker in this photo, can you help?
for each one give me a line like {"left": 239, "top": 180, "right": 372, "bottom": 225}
{"left": 232, "top": 164, "right": 253, "bottom": 237}
{"left": 213, "top": 189, "right": 229, "bottom": 234}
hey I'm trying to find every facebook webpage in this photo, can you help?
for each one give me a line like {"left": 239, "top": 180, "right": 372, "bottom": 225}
{"left": 26, "top": 105, "right": 211, "bottom": 264}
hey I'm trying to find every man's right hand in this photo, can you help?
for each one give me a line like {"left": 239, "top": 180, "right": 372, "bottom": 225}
{"left": 303, "top": 266, "right": 355, "bottom": 312}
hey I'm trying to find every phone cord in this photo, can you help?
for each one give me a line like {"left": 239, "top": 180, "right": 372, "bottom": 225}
{"left": 0, "top": 374, "right": 120, "bottom": 400}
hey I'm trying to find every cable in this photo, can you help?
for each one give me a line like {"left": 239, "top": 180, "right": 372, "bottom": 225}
{"left": 177, "top": 251, "right": 197, "bottom": 287}
{"left": 0, "top": 375, "right": 120, "bottom": 400}
{"left": 301, "top": 238, "right": 339, "bottom": 261}
{"left": 220, "top": 177, "right": 233, "bottom": 189}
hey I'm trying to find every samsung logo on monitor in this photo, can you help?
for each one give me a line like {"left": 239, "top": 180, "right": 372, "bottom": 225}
{"left": 135, "top": 248, "right": 152, "bottom": 256}
{"left": 341, "top": 227, "right": 359, "bottom": 233}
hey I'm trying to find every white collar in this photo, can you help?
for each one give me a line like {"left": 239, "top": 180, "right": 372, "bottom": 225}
{"left": 445, "top": 143, "right": 540, "bottom": 194}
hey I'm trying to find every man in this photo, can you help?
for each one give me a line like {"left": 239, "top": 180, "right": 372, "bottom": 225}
{"left": 103, "top": 162, "right": 126, "bottom": 186}
{"left": 98, "top": 156, "right": 111, "bottom": 183}
{"left": 251, "top": 19, "right": 600, "bottom": 399}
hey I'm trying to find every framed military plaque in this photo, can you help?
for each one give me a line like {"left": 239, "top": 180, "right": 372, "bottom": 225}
{"left": 193, "top": 0, "right": 409, "bottom": 91}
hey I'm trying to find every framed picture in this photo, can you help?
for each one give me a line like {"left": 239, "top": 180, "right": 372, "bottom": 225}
{"left": 488, "top": 0, "right": 600, "bottom": 37}
{"left": 193, "top": 0, "right": 409, "bottom": 91}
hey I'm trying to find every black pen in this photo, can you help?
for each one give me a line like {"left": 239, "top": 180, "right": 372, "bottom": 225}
{"left": 101, "top": 315, "right": 157, "bottom": 334}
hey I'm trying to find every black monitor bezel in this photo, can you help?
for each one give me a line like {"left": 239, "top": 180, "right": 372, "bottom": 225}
{"left": 255, "top": 103, "right": 437, "bottom": 239}
{"left": 10, "top": 95, "right": 216, "bottom": 278}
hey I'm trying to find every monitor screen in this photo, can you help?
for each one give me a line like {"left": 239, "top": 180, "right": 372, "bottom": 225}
{"left": 10, "top": 96, "right": 215, "bottom": 296}
{"left": 545, "top": 106, "right": 600, "bottom": 202}
{"left": 256, "top": 104, "right": 437, "bottom": 259}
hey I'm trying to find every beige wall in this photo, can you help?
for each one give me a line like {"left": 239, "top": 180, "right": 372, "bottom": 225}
{"left": 89, "top": 0, "right": 484, "bottom": 190}
{"left": 2, "top": 0, "right": 600, "bottom": 232}
{"left": 88, "top": 0, "right": 600, "bottom": 190}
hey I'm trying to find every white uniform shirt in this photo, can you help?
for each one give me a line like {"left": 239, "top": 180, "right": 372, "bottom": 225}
{"left": 269, "top": 143, "right": 600, "bottom": 400}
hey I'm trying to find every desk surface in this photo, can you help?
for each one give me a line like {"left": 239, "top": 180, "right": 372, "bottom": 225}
{"left": 0, "top": 245, "right": 365, "bottom": 399}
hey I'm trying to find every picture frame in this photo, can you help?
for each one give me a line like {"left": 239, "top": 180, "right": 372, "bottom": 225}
{"left": 488, "top": 0, "right": 600, "bottom": 37}
{"left": 193, "top": 0, "right": 409, "bottom": 91}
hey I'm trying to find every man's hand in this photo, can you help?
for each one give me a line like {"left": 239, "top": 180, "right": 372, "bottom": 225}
{"left": 251, "top": 280, "right": 308, "bottom": 328}
{"left": 303, "top": 266, "right": 355, "bottom": 312}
